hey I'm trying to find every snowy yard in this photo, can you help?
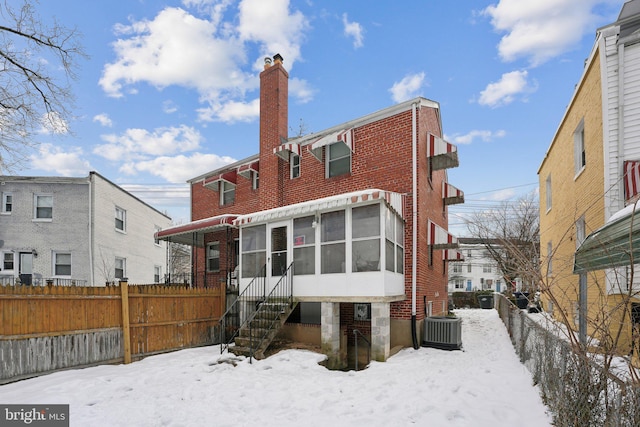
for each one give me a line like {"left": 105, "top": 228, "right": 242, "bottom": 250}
{"left": 0, "top": 309, "right": 552, "bottom": 426}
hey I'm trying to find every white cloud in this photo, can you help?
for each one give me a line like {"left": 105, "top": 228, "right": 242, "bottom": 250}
{"left": 478, "top": 70, "right": 535, "bottom": 107}
{"left": 30, "top": 144, "right": 92, "bottom": 176}
{"left": 93, "top": 114, "right": 113, "bottom": 127}
{"left": 342, "top": 13, "right": 364, "bottom": 49}
{"left": 162, "top": 100, "right": 178, "bottom": 114}
{"left": 389, "top": 72, "right": 426, "bottom": 103}
{"left": 488, "top": 188, "right": 516, "bottom": 201}
{"left": 197, "top": 98, "right": 259, "bottom": 123}
{"left": 100, "top": 1, "right": 309, "bottom": 124}
{"left": 93, "top": 125, "right": 203, "bottom": 161}
{"left": 120, "top": 153, "right": 236, "bottom": 183}
{"left": 449, "top": 129, "right": 507, "bottom": 145}
{"left": 482, "top": 0, "right": 604, "bottom": 66}
{"left": 290, "top": 77, "right": 315, "bottom": 104}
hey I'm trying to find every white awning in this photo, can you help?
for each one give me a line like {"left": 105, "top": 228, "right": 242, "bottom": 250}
{"left": 273, "top": 143, "right": 301, "bottom": 161}
{"left": 443, "top": 182, "right": 464, "bottom": 206}
{"left": 238, "top": 161, "right": 259, "bottom": 179}
{"left": 428, "top": 220, "right": 458, "bottom": 250}
{"left": 203, "top": 170, "right": 237, "bottom": 191}
{"left": 427, "top": 133, "right": 459, "bottom": 171}
{"left": 309, "top": 128, "right": 353, "bottom": 162}
{"left": 234, "top": 189, "right": 404, "bottom": 226}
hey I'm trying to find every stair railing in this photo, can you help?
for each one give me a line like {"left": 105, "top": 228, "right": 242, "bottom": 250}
{"left": 245, "top": 261, "right": 294, "bottom": 363}
{"left": 219, "top": 264, "right": 266, "bottom": 355}
{"left": 353, "top": 329, "right": 371, "bottom": 371}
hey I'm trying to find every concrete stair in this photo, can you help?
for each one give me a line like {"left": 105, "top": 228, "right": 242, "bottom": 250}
{"left": 230, "top": 301, "right": 297, "bottom": 359}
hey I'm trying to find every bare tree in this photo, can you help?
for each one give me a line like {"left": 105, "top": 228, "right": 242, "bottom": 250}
{"left": 0, "top": 0, "right": 85, "bottom": 172}
{"left": 466, "top": 191, "right": 540, "bottom": 293}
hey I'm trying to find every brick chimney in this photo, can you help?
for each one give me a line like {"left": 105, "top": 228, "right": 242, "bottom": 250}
{"left": 259, "top": 53, "right": 289, "bottom": 210}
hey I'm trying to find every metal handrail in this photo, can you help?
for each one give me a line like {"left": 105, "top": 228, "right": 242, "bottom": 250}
{"left": 353, "top": 329, "right": 371, "bottom": 371}
{"left": 219, "top": 264, "right": 267, "bottom": 355}
{"left": 245, "top": 262, "right": 294, "bottom": 363}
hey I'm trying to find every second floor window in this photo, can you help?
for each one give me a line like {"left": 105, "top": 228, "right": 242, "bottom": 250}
{"left": 574, "top": 121, "right": 586, "bottom": 175}
{"left": 1, "top": 192, "right": 12, "bottom": 214}
{"left": 546, "top": 174, "right": 552, "bottom": 211}
{"left": 291, "top": 153, "right": 300, "bottom": 179}
{"left": 220, "top": 181, "right": 235, "bottom": 206}
{"left": 452, "top": 263, "right": 462, "bottom": 273}
{"left": 483, "top": 264, "right": 492, "bottom": 273}
{"left": 326, "top": 142, "right": 351, "bottom": 178}
{"left": 115, "top": 207, "right": 126, "bottom": 231}
{"left": 34, "top": 194, "right": 53, "bottom": 220}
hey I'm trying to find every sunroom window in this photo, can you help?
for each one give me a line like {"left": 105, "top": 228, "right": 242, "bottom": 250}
{"left": 352, "top": 204, "right": 380, "bottom": 272}
{"left": 293, "top": 216, "right": 315, "bottom": 275}
{"left": 321, "top": 210, "right": 345, "bottom": 273}
{"left": 241, "top": 224, "right": 266, "bottom": 278}
{"left": 385, "top": 209, "right": 404, "bottom": 273}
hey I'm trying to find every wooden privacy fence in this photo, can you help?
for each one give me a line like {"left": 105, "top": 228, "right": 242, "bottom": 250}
{"left": 0, "top": 281, "right": 224, "bottom": 383}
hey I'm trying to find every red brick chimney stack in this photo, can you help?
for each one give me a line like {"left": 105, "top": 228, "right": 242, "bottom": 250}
{"left": 259, "top": 53, "right": 289, "bottom": 210}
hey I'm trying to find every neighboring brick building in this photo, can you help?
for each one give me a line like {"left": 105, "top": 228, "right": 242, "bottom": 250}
{"left": 0, "top": 172, "right": 171, "bottom": 286}
{"left": 158, "top": 54, "right": 463, "bottom": 365}
{"left": 539, "top": 0, "right": 640, "bottom": 356}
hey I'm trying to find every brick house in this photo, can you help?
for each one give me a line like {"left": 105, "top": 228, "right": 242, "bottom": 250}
{"left": 158, "top": 54, "right": 463, "bottom": 366}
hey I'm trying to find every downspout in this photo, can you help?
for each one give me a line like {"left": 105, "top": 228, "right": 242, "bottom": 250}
{"left": 411, "top": 101, "right": 419, "bottom": 349}
{"left": 88, "top": 174, "right": 94, "bottom": 286}
{"left": 617, "top": 41, "right": 625, "bottom": 213}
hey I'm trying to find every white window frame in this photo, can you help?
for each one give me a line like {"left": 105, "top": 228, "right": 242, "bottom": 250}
{"left": 325, "top": 142, "right": 351, "bottom": 178}
{"left": 545, "top": 174, "right": 552, "bottom": 212}
{"left": 207, "top": 241, "right": 220, "bottom": 272}
{"left": 252, "top": 171, "right": 259, "bottom": 190}
{"left": 576, "top": 216, "right": 586, "bottom": 249}
{"left": 2, "top": 251, "right": 15, "bottom": 271}
{"left": 154, "top": 265, "right": 162, "bottom": 283}
{"left": 33, "top": 193, "right": 53, "bottom": 221}
{"left": 115, "top": 257, "right": 126, "bottom": 280}
{"left": 574, "top": 121, "right": 586, "bottom": 176}
{"left": 483, "top": 264, "right": 492, "bottom": 273}
{"left": 1, "top": 192, "right": 12, "bottom": 214}
{"left": 352, "top": 204, "right": 381, "bottom": 273}
{"left": 454, "top": 279, "right": 464, "bottom": 290}
{"left": 115, "top": 207, "right": 126, "bottom": 232}
{"left": 547, "top": 241, "right": 553, "bottom": 276}
{"left": 321, "top": 209, "right": 346, "bottom": 274}
{"left": 53, "top": 252, "right": 72, "bottom": 277}
{"left": 220, "top": 181, "right": 235, "bottom": 206}
{"left": 290, "top": 153, "right": 300, "bottom": 179}
{"left": 452, "top": 263, "right": 462, "bottom": 273}
{"left": 154, "top": 226, "right": 161, "bottom": 245}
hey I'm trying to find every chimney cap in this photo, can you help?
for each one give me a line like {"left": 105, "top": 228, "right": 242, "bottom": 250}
{"left": 273, "top": 53, "right": 284, "bottom": 64}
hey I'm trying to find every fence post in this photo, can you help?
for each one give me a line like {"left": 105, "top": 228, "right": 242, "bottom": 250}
{"left": 120, "top": 279, "right": 131, "bottom": 364}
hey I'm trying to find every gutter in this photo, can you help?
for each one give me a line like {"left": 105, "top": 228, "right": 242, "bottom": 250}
{"left": 411, "top": 101, "right": 419, "bottom": 349}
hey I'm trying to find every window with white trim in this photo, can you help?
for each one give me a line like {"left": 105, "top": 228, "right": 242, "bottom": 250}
{"left": 576, "top": 216, "right": 586, "bottom": 249}
{"left": 293, "top": 216, "right": 315, "bottom": 275}
{"left": 154, "top": 265, "right": 161, "bottom": 283}
{"left": 241, "top": 225, "right": 266, "bottom": 278}
{"left": 115, "top": 257, "right": 126, "bottom": 279}
{"left": 574, "top": 121, "right": 586, "bottom": 175}
{"left": 34, "top": 194, "right": 53, "bottom": 220}
{"left": 291, "top": 153, "right": 300, "bottom": 179}
{"left": 352, "top": 204, "right": 380, "bottom": 272}
{"left": 454, "top": 279, "right": 464, "bottom": 289}
{"left": 326, "top": 142, "right": 351, "bottom": 178}
{"left": 545, "top": 174, "right": 552, "bottom": 211}
{"left": 547, "top": 241, "right": 553, "bottom": 276}
{"left": 207, "top": 242, "right": 220, "bottom": 272}
{"left": 483, "top": 264, "right": 492, "bottom": 273}
{"left": 115, "top": 207, "right": 126, "bottom": 232}
{"left": 154, "top": 226, "right": 161, "bottom": 245}
{"left": 2, "top": 252, "right": 14, "bottom": 271}
{"left": 53, "top": 252, "right": 71, "bottom": 276}
{"left": 452, "top": 263, "right": 462, "bottom": 273}
{"left": 1, "top": 192, "right": 12, "bottom": 214}
{"left": 467, "top": 263, "right": 472, "bottom": 273}
{"left": 321, "top": 210, "right": 345, "bottom": 273}
{"left": 252, "top": 171, "right": 259, "bottom": 190}
{"left": 220, "top": 181, "right": 235, "bottom": 205}
{"left": 385, "top": 210, "right": 404, "bottom": 273}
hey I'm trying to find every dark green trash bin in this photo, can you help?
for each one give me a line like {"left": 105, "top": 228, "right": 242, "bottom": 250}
{"left": 514, "top": 292, "right": 529, "bottom": 309}
{"left": 477, "top": 294, "right": 494, "bottom": 309}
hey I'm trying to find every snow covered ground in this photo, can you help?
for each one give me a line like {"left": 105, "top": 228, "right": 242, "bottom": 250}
{"left": 0, "top": 309, "right": 553, "bottom": 426}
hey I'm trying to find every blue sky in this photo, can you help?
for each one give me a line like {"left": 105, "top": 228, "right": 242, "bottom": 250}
{"left": 13, "top": 0, "right": 626, "bottom": 233}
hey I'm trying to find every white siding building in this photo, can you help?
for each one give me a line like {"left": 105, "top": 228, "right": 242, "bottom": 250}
{"left": 0, "top": 172, "right": 171, "bottom": 286}
{"left": 447, "top": 238, "right": 519, "bottom": 293}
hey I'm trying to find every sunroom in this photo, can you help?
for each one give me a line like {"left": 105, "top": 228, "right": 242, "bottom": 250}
{"left": 234, "top": 189, "right": 406, "bottom": 301}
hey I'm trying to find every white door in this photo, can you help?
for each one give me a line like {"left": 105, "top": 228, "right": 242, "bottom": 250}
{"left": 19, "top": 252, "right": 34, "bottom": 285}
